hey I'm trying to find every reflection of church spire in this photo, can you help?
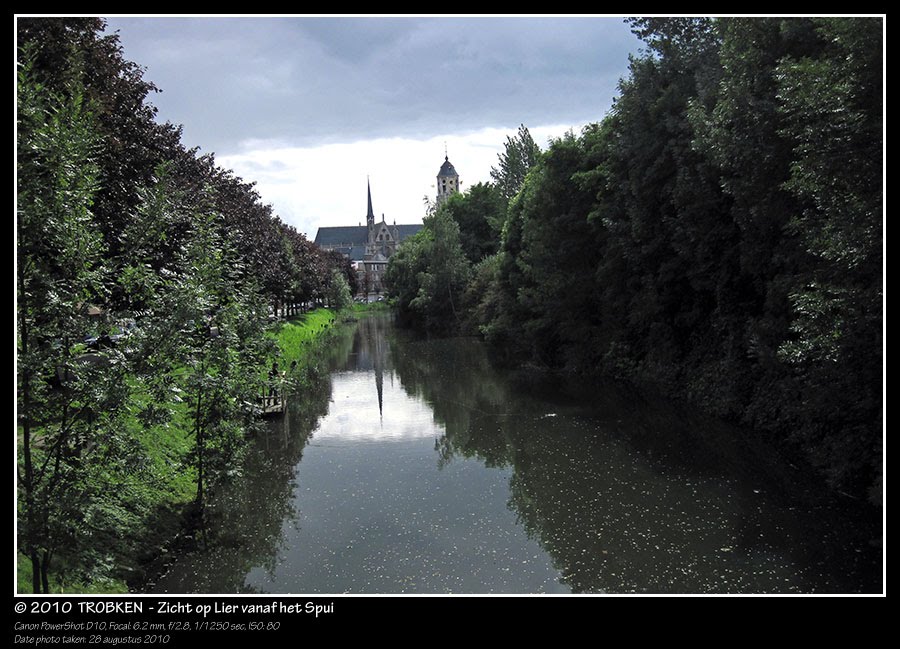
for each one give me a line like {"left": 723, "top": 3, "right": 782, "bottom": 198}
{"left": 373, "top": 317, "right": 385, "bottom": 420}
{"left": 375, "top": 356, "right": 383, "bottom": 420}
{"left": 356, "top": 314, "right": 387, "bottom": 420}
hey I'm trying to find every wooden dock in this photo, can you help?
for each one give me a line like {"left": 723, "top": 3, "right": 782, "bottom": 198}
{"left": 259, "top": 379, "right": 286, "bottom": 417}
{"left": 259, "top": 399, "right": 285, "bottom": 417}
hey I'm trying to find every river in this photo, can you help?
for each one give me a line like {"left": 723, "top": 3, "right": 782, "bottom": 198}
{"left": 148, "top": 313, "right": 881, "bottom": 594}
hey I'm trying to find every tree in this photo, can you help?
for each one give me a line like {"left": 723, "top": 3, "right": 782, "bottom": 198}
{"left": 490, "top": 124, "right": 542, "bottom": 202}
{"left": 17, "top": 54, "right": 131, "bottom": 592}
{"left": 325, "top": 249, "right": 360, "bottom": 298}
{"left": 774, "top": 18, "right": 883, "bottom": 499}
{"left": 326, "top": 268, "right": 353, "bottom": 312}
{"left": 440, "top": 182, "right": 505, "bottom": 264}
{"left": 385, "top": 208, "right": 471, "bottom": 334}
{"left": 17, "top": 18, "right": 184, "bottom": 267}
{"left": 410, "top": 209, "right": 472, "bottom": 332}
{"left": 119, "top": 168, "right": 274, "bottom": 520}
{"left": 384, "top": 231, "right": 429, "bottom": 322}
{"left": 170, "top": 208, "right": 272, "bottom": 511}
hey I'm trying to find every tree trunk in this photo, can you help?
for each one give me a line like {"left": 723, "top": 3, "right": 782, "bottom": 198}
{"left": 195, "top": 388, "right": 204, "bottom": 507}
{"left": 40, "top": 550, "right": 50, "bottom": 594}
{"left": 21, "top": 319, "right": 41, "bottom": 594}
{"left": 31, "top": 551, "right": 41, "bottom": 594}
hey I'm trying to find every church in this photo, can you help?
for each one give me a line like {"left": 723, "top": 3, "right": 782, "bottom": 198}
{"left": 314, "top": 155, "right": 460, "bottom": 295}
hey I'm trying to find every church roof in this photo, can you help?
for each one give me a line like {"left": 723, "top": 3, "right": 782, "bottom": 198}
{"left": 392, "top": 224, "right": 425, "bottom": 239}
{"left": 438, "top": 156, "right": 457, "bottom": 177}
{"left": 314, "top": 226, "right": 367, "bottom": 247}
{"left": 314, "top": 226, "right": 367, "bottom": 260}
{"left": 314, "top": 224, "right": 424, "bottom": 261}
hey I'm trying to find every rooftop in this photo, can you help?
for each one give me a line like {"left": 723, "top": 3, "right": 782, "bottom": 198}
{"left": 438, "top": 156, "right": 457, "bottom": 177}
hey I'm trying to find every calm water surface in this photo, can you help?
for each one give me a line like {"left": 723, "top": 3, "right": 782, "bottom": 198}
{"left": 149, "top": 314, "right": 881, "bottom": 594}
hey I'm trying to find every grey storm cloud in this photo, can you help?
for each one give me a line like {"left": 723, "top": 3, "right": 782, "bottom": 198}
{"left": 105, "top": 16, "right": 640, "bottom": 155}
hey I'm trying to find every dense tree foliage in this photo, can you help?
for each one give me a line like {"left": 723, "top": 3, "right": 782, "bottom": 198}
{"left": 16, "top": 18, "right": 348, "bottom": 591}
{"left": 490, "top": 124, "right": 542, "bottom": 203}
{"left": 17, "top": 53, "right": 127, "bottom": 593}
{"left": 325, "top": 268, "right": 353, "bottom": 312}
{"left": 439, "top": 183, "right": 505, "bottom": 264}
{"left": 388, "top": 17, "right": 883, "bottom": 508}
{"left": 384, "top": 208, "right": 471, "bottom": 334}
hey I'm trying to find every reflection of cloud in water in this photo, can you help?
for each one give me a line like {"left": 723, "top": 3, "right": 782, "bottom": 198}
{"left": 312, "top": 371, "right": 440, "bottom": 444}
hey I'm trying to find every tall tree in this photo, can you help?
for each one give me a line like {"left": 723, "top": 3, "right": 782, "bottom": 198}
{"left": 17, "top": 55, "right": 130, "bottom": 592}
{"left": 490, "top": 124, "right": 542, "bottom": 202}
{"left": 774, "top": 18, "right": 883, "bottom": 499}
{"left": 325, "top": 268, "right": 353, "bottom": 312}
{"left": 161, "top": 207, "right": 272, "bottom": 512}
{"left": 385, "top": 208, "right": 471, "bottom": 334}
{"left": 17, "top": 18, "right": 184, "bottom": 264}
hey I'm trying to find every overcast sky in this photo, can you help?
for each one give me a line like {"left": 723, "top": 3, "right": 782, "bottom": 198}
{"left": 104, "top": 16, "right": 643, "bottom": 237}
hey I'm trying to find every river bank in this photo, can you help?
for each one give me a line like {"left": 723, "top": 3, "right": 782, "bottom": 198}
{"left": 16, "top": 307, "right": 346, "bottom": 594}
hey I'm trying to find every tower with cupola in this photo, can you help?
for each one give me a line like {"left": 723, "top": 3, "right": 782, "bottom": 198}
{"left": 436, "top": 153, "right": 459, "bottom": 205}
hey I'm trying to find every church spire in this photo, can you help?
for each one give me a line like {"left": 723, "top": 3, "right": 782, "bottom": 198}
{"left": 366, "top": 177, "right": 375, "bottom": 230}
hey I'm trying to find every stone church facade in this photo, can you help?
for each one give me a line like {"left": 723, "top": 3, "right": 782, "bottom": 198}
{"left": 314, "top": 156, "right": 460, "bottom": 295}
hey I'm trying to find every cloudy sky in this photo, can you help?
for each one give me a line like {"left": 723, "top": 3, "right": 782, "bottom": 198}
{"left": 104, "top": 16, "right": 643, "bottom": 238}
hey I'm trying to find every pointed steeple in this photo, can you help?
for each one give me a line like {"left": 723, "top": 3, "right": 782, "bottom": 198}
{"left": 366, "top": 177, "right": 375, "bottom": 230}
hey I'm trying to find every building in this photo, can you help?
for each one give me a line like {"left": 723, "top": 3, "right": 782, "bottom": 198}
{"left": 436, "top": 154, "right": 460, "bottom": 205}
{"left": 314, "top": 180, "right": 422, "bottom": 295}
{"left": 314, "top": 156, "right": 461, "bottom": 295}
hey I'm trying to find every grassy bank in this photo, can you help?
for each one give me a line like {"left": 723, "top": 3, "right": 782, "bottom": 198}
{"left": 271, "top": 308, "right": 337, "bottom": 369}
{"left": 351, "top": 300, "right": 392, "bottom": 315}
{"left": 17, "top": 383, "right": 198, "bottom": 594}
{"left": 17, "top": 308, "right": 342, "bottom": 594}
{"left": 17, "top": 553, "right": 130, "bottom": 594}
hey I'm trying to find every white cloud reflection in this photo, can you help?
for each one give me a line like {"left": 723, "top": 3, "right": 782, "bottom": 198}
{"left": 310, "top": 372, "right": 439, "bottom": 444}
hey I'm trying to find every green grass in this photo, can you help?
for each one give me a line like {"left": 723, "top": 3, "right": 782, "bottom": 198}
{"left": 124, "top": 377, "right": 196, "bottom": 505}
{"left": 17, "top": 373, "right": 196, "bottom": 594}
{"left": 271, "top": 308, "right": 337, "bottom": 369}
{"left": 17, "top": 553, "right": 130, "bottom": 594}
{"left": 352, "top": 301, "right": 392, "bottom": 314}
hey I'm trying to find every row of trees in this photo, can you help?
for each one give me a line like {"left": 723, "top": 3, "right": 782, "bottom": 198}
{"left": 386, "top": 18, "right": 882, "bottom": 508}
{"left": 16, "top": 18, "right": 350, "bottom": 592}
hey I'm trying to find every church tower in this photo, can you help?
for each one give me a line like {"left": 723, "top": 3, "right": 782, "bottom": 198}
{"left": 436, "top": 153, "right": 459, "bottom": 205}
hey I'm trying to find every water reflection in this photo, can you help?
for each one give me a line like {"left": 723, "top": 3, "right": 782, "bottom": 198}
{"left": 391, "top": 334, "right": 880, "bottom": 593}
{"left": 319, "top": 316, "right": 435, "bottom": 444}
{"left": 149, "top": 314, "right": 880, "bottom": 594}
{"left": 149, "top": 324, "right": 354, "bottom": 593}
